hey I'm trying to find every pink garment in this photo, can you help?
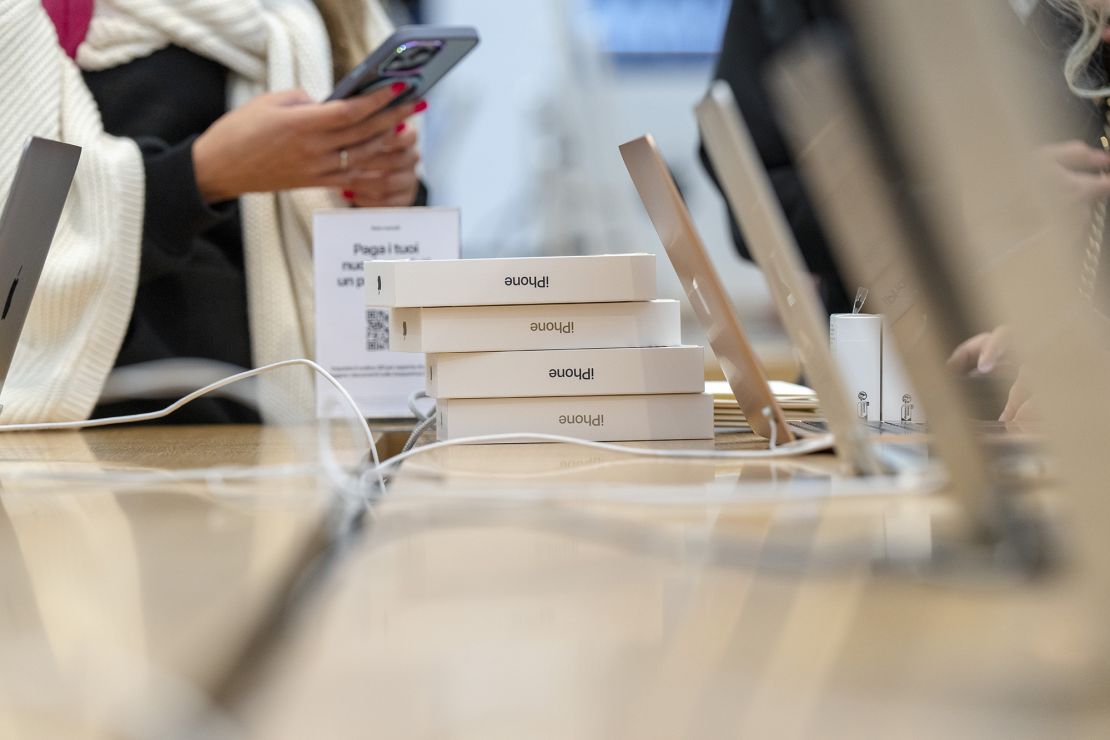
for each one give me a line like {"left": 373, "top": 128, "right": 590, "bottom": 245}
{"left": 41, "top": 0, "right": 94, "bottom": 59}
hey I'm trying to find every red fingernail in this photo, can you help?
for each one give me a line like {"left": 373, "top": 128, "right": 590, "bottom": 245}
{"left": 395, "top": 123, "right": 406, "bottom": 135}
{"left": 391, "top": 82, "right": 406, "bottom": 95}
{"left": 342, "top": 189, "right": 354, "bottom": 200}
{"left": 413, "top": 100, "right": 428, "bottom": 113}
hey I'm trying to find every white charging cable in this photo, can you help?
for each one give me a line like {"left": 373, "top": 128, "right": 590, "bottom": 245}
{"left": 360, "top": 430, "right": 835, "bottom": 485}
{"left": 0, "top": 359, "right": 385, "bottom": 496}
{"left": 99, "top": 358, "right": 259, "bottom": 407}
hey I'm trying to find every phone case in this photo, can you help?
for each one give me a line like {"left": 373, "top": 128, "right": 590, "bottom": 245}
{"left": 327, "top": 25, "right": 479, "bottom": 104}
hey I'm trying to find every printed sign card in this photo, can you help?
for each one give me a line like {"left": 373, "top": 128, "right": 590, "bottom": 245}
{"left": 313, "top": 207, "right": 460, "bottom": 418}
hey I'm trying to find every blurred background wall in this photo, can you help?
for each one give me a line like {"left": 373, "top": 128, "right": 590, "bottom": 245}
{"left": 386, "top": 0, "right": 794, "bottom": 377}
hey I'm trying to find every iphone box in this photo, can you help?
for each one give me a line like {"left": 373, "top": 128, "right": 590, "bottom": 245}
{"left": 388, "top": 299, "right": 681, "bottom": 353}
{"left": 426, "top": 345, "right": 704, "bottom": 399}
{"left": 437, "top": 393, "right": 714, "bottom": 442}
{"left": 830, "top": 313, "right": 881, "bottom": 422}
{"left": 364, "top": 253, "right": 657, "bottom": 307}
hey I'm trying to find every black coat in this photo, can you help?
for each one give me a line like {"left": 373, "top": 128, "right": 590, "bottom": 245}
{"left": 84, "top": 45, "right": 259, "bottom": 423}
{"left": 700, "top": 0, "right": 850, "bottom": 313}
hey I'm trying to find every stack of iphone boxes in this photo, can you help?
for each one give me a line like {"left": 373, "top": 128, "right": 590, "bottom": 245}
{"left": 363, "top": 253, "right": 714, "bottom": 443}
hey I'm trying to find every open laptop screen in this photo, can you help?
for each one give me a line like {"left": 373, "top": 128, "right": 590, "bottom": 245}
{"left": 0, "top": 137, "right": 81, "bottom": 395}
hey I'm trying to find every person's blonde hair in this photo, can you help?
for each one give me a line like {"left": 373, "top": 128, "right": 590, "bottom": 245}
{"left": 314, "top": 0, "right": 374, "bottom": 81}
{"left": 1049, "top": 0, "right": 1110, "bottom": 97}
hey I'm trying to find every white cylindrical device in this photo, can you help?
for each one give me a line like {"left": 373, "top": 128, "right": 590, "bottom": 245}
{"left": 830, "top": 313, "right": 882, "bottom": 422}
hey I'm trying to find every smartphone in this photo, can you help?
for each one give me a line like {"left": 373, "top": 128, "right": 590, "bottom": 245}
{"left": 327, "top": 25, "right": 479, "bottom": 105}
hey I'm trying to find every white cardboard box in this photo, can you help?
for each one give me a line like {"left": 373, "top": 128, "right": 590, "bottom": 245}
{"left": 365, "top": 253, "right": 656, "bottom": 307}
{"left": 829, "top": 313, "right": 881, "bottom": 422}
{"left": 436, "top": 393, "right": 714, "bottom": 442}
{"left": 426, "top": 345, "right": 704, "bottom": 399}
{"left": 389, "top": 299, "right": 681, "bottom": 353}
{"left": 881, "top": 317, "right": 926, "bottom": 423}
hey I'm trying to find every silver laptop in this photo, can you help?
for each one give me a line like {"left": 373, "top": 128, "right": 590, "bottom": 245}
{"left": 0, "top": 137, "right": 82, "bottom": 410}
{"left": 619, "top": 136, "right": 796, "bottom": 444}
{"left": 765, "top": 26, "right": 1051, "bottom": 562}
{"left": 695, "top": 83, "right": 883, "bottom": 476}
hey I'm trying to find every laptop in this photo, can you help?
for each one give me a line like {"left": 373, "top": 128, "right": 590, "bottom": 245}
{"left": 618, "top": 136, "right": 795, "bottom": 444}
{"left": 694, "top": 83, "right": 884, "bottom": 476}
{"left": 0, "top": 137, "right": 82, "bottom": 412}
{"left": 764, "top": 26, "right": 1051, "bottom": 561}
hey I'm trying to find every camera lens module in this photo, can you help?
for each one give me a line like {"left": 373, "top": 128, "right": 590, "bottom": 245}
{"left": 382, "top": 40, "right": 443, "bottom": 73}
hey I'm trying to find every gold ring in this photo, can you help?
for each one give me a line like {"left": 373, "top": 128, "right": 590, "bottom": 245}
{"left": 339, "top": 149, "right": 349, "bottom": 171}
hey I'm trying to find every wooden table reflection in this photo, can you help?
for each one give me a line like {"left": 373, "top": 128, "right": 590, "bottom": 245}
{"left": 0, "top": 424, "right": 1105, "bottom": 738}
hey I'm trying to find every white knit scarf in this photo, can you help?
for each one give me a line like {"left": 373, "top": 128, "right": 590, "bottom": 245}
{"left": 79, "top": 0, "right": 393, "bottom": 420}
{"left": 0, "top": 0, "right": 143, "bottom": 423}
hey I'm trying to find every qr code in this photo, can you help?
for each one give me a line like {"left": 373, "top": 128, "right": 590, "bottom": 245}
{"left": 366, "top": 309, "right": 390, "bottom": 351}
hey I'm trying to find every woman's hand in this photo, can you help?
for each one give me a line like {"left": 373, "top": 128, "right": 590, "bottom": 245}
{"left": 947, "top": 325, "right": 1011, "bottom": 375}
{"left": 343, "top": 121, "right": 423, "bottom": 207}
{"left": 949, "top": 327, "right": 1037, "bottom": 423}
{"left": 191, "top": 83, "right": 421, "bottom": 203}
{"left": 1035, "top": 140, "right": 1110, "bottom": 206}
{"left": 999, "top": 368, "right": 1035, "bottom": 424}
